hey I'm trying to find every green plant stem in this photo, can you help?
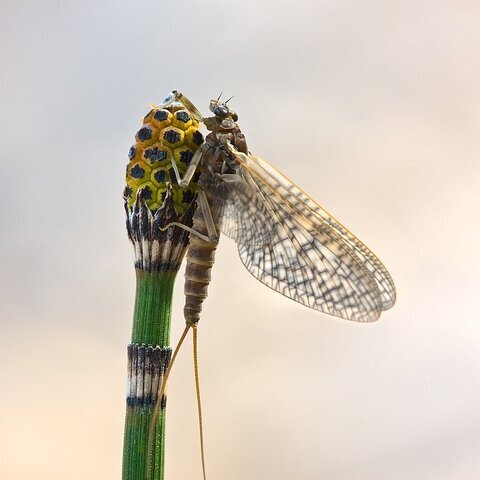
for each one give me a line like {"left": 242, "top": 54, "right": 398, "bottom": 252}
{"left": 132, "top": 270, "right": 176, "bottom": 346}
{"left": 123, "top": 269, "right": 177, "bottom": 480}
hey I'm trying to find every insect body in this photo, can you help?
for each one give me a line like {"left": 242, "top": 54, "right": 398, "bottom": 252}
{"left": 184, "top": 102, "right": 250, "bottom": 325}
{"left": 148, "top": 91, "right": 397, "bottom": 480}
{"left": 160, "top": 91, "right": 396, "bottom": 324}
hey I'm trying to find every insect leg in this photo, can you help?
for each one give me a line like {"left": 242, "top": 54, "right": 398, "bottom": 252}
{"left": 197, "top": 190, "right": 218, "bottom": 242}
{"left": 158, "top": 222, "right": 212, "bottom": 243}
{"left": 156, "top": 90, "right": 204, "bottom": 123}
{"left": 169, "top": 148, "right": 203, "bottom": 189}
{"left": 158, "top": 190, "right": 218, "bottom": 244}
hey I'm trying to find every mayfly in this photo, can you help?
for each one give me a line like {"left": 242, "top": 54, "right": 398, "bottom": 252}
{"left": 147, "top": 91, "right": 396, "bottom": 478}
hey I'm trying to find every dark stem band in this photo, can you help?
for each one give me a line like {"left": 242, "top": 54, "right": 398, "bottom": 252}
{"left": 125, "top": 188, "right": 196, "bottom": 272}
{"left": 127, "top": 344, "right": 172, "bottom": 408}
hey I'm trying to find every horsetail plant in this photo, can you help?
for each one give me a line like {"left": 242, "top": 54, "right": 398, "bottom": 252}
{"left": 122, "top": 103, "right": 203, "bottom": 480}
{"left": 122, "top": 90, "right": 397, "bottom": 480}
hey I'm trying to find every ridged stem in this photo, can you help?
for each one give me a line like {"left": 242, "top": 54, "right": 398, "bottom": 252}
{"left": 131, "top": 270, "right": 176, "bottom": 345}
{"left": 122, "top": 269, "right": 177, "bottom": 480}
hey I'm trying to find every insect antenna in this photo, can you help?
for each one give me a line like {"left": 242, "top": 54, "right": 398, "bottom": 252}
{"left": 224, "top": 96, "right": 234, "bottom": 104}
{"left": 193, "top": 324, "right": 207, "bottom": 480}
{"left": 216, "top": 92, "right": 223, "bottom": 102}
{"left": 146, "top": 325, "right": 192, "bottom": 479}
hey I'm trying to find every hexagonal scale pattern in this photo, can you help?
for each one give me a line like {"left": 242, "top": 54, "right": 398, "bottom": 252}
{"left": 125, "top": 103, "right": 204, "bottom": 213}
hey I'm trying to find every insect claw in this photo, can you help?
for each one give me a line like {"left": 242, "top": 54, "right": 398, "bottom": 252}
{"left": 158, "top": 90, "right": 179, "bottom": 109}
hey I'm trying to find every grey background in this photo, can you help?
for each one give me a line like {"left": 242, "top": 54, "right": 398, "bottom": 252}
{"left": 1, "top": 1, "right": 479, "bottom": 479}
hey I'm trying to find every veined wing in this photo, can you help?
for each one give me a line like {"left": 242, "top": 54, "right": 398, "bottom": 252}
{"left": 230, "top": 151, "right": 396, "bottom": 322}
{"left": 208, "top": 173, "right": 276, "bottom": 246}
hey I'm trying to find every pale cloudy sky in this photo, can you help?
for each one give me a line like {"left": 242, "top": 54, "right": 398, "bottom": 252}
{"left": 1, "top": 1, "right": 480, "bottom": 479}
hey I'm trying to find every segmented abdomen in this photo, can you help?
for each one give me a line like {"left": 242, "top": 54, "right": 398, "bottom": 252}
{"left": 184, "top": 200, "right": 219, "bottom": 326}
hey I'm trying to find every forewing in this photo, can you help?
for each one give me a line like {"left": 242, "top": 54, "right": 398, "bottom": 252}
{"left": 232, "top": 152, "right": 396, "bottom": 322}
{"left": 208, "top": 173, "right": 276, "bottom": 246}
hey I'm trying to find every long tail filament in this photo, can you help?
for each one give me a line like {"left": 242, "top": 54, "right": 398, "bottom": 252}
{"left": 146, "top": 325, "right": 191, "bottom": 479}
{"left": 193, "top": 324, "right": 207, "bottom": 480}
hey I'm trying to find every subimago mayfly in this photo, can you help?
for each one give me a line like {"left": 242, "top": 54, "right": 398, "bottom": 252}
{"left": 146, "top": 90, "right": 396, "bottom": 479}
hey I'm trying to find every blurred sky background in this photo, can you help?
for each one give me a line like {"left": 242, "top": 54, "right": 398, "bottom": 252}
{"left": 1, "top": 1, "right": 480, "bottom": 479}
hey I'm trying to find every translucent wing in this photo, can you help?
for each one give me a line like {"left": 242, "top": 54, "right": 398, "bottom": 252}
{"left": 229, "top": 151, "right": 396, "bottom": 322}
{"left": 208, "top": 173, "right": 276, "bottom": 246}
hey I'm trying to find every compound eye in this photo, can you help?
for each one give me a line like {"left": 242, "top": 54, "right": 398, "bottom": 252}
{"left": 209, "top": 100, "right": 217, "bottom": 113}
{"left": 214, "top": 105, "right": 229, "bottom": 117}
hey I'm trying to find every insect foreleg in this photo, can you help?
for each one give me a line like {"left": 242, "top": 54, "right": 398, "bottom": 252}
{"left": 169, "top": 148, "right": 203, "bottom": 189}
{"left": 158, "top": 190, "right": 218, "bottom": 244}
{"left": 157, "top": 90, "right": 204, "bottom": 123}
